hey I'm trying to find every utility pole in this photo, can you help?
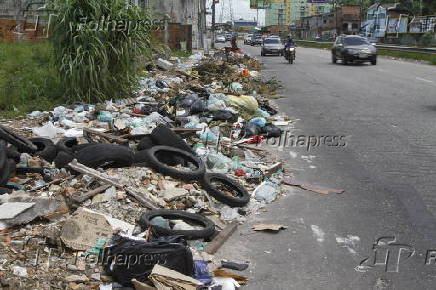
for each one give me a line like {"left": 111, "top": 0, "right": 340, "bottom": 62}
{"left": 211, "top": 0, "right": 216, "bottom": 49}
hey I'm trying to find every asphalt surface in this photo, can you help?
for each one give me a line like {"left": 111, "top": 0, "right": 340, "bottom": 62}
{"left": 217, "top": 44, "right": 436, "bottom": 290}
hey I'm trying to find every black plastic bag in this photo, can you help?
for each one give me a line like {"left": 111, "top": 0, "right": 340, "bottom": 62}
{"left": 242, "top": 123, "right": 261, "bottom": 137}
{"left": 178, "top": 94, "right": 199, "bottom": 109}
{"left": 102, "top": 234, "right": 194, "bottom": 286}
{"left": 190, "top": 99, "right": 208, "bottom": 114}
{"left": 211, "top": 110, "right": 238, "bottom": 123}
{"left": 261, "top": 123, "right": 282, "bottom": 138}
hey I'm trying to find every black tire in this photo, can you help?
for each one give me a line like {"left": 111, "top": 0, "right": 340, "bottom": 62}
{"left": 0, "top": 149, "right": 8, "bottom": 186}
{"left": 342, "top": 55, "right": 348, "bottom": 65}
{"left": 139, "top": 210, "right": 215, "bottom": 240}
{"left": 54, "top": 151, "right": 74, "bottom": 169}
{"left": 75, "top": 144, "right": 134, "bottom": 169}
{"left": 150, "top": 125, "right": 193, "bottom": 154}
{"left": 332, "top": 53, "right": 337, "bottom": 64}
{"left": 201, "top": 173, "right": 250, "bottom": 207}
{"left": 0, "top": 125, "right": 37, "bottom": 153}
{"left": 0, "top": 187, "right": 12, "bottom": 195}
{"left": 16, "top": 167, "right": 46, "bottom": 175}
{"left": 30, "top": 138, "right": 57, "bottom": 163}
{"left": 4, "top": 146, "right": 20, "bottom": 163}
{"left": 371, "top": 58, "right": 377, "bottom": 65}
{"left": 137, "top": 134, "right": 155, "bottom": 151}
{"left": 56, "top": 137, "right": 78, "bottom": 154}
{"left": 144, "top": 146, "right": 205, "bottom": 181}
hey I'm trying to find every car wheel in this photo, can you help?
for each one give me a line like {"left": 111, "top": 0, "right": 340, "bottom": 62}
{"left": 332, "top": 53, "right": 337, "bottom": 64}
{"left": 371, "top": 58, "right": 377, "bottom": 65}
{"left": 342, "top": 55, "right": 348, "bottom": 65}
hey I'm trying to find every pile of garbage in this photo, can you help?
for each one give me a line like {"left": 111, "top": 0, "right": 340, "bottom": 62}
{"left": 0, "top": 49, "right": 291, "bottom": 289}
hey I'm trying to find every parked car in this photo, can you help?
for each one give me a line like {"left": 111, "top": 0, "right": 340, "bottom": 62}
{"left": 215, "top": 35, "right": 226, "bottom": 43}
{"left": 244, "top": 34, "right": 253, "bottom": 45}
{"left": 261, "top": 37, "right": 283, "bottom": 56}
{"left": 331, "top": 35, "right": 377, "bottom": 65}
{"left": 251, "top": 34, "right": 263, "bottom": 46}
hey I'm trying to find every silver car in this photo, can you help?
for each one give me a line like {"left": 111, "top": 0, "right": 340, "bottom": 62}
{"left": 261, "top": 38, "right": 283, "bottom": 56}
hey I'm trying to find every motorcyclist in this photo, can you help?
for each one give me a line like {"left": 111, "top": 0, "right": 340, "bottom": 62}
{"left": 284, "top": 36, "right": 295, "bottom": 48}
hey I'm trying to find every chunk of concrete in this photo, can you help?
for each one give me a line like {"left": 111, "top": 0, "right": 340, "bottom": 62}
{"left": 156, "top": 58, "right": 174, "bottom": 71}
{"left": 0, "top": 202, "right": 35, "bottom": 219}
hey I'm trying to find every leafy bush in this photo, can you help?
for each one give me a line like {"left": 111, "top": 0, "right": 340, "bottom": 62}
{"left": 0, "top": 41, "right": 63, "bottom": 117}
{"left": 50, "top": 0, "right": 152, "bottom": 103}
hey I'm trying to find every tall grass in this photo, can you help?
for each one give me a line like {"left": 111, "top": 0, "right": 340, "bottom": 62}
{"left": 50, "top": 0, "right": 152, "bottom": 103}
{"left": 0, "top": 41, "right": 63, "bottom": 118}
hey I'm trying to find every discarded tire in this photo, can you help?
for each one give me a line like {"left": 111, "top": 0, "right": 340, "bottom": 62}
{"left": 0, "top": 187, "right": 12, "bottom": 195}
{"left": 53, "top": 151, "right": 74, "bottom": 169}
{"left": 0, "top": 149, "right": 8, "bottom": 185}
{"left": 5, "top": 147, "right": 20, "bottom": 163}
{"left": 201, "top": 173, "right": 250, "bottom": 207}
{"left": 150, "top": 124, "right": 194, "bottom": 154}
{"left": 144, "top": 146, "right": 205, "bottom": 181}
{"left": 136, "top": 134, "right": 155, "bottom": 151}
{"left": 30, "top": 138, "right": 57, "bottom": 162}
{"left": 0, "top": 125, "right": 37, "bottom": 153}
{"left": 56, "top": 137, "right": 78, "bottom": 154}
{"left": 139, "top": 210, "right": 215, "bottom": 240}
{"left": 75, "top": 144, "right": 134, "bottom": 169}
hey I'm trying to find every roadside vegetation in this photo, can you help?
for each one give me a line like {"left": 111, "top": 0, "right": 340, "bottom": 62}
{"left": 50, "top": 0, "right": 152, "bottom": 103}
{"left": 0, "top": 41, "right": 63, "bottom": 118}
{"left": 296, "top": 41, "right": 436, "bottom": 65}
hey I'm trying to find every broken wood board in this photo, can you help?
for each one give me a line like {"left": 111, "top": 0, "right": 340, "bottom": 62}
{"left": 68, "top": 160, "right": 159, "bottom": 209}
{"left": 282, "top": 178, "right": 344, "bottom": 195}
{"left": 83, "top": 128, "right": 128, "bottom": 144}
{"left": 252, "top": 224, "right": 288, "bottom": 232}
{"left": 206, "top": 221, "right": 238, "bottom": 254}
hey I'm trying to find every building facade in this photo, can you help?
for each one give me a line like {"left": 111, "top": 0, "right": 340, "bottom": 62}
{"left": 265, "top": 0, "right": 287, "bottom": 26}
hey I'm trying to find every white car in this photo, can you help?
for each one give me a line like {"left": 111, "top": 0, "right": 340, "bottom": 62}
{"left": 244, "top": 34, "right": 253, "bottom": 45}
{"left": 215, "top": 35, "right": 226, "bottom": 43}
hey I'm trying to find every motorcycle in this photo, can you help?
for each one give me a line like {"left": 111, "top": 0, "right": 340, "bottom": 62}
{"left": 284, "top": 46, "right": 296, "bottom": 64}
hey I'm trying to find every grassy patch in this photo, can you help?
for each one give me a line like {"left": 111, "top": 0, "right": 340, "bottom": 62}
{"left": 171, "top": 50, "right": 192, "bottom": 58}
{"left": 0, "top": 41, "right": 64, "bottom": 118}
{"left": 377, "top": 49, "right": 436, "bottom": 65}
{"left": 296, "top": 41, "right": 331, "bottom": 50}
{"left": 296, "top": 40, "right": 436, "bottom": 65}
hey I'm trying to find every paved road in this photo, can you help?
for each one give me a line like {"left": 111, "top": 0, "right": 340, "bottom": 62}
{"left": 217, "top": 45, "right": 436, "bottom": 289}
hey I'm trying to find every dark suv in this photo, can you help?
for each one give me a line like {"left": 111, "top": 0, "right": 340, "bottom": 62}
{"left": 332, "top": 35, "right": 377, "bottom": 65}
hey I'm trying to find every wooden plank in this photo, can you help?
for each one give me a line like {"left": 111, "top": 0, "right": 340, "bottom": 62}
{"left": 68, "top": 160, "right": 159, "bottom": 209}
{"left": 83, "top": 128, "right": 128, "bottom": 144}
{"left": 72, "top": 184, "right": 112, "bottom": 204}
{"left": 205, "top": 221, "right": 238, "bottom": 254}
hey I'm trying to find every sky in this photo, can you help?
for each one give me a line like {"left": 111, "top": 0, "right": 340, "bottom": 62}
{"left": 206, "top": 0, "right": 266, "bottom": 26}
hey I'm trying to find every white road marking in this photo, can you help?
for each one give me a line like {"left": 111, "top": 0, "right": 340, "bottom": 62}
{"left": 311, "top": 225, "right": 325, "bottom": 242}
{"left": 416, "top": 77, "right": 434, "bottom": 83}
{"left": 336, "top": 235, "right": 360, "bottom": 254}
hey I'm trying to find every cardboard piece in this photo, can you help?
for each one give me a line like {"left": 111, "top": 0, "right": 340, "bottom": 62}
{"left": 60, "top": 209, "right": 134, "bottom": 251}
{"left": 213, "top": 269, "right": 248, "bottom": 284}
{"left": 149, "top": 264, "right": 202, "bottom": 290}
{"left": 132, "top": 279, "right": 157, "bottom": 290}
{"left": 252, "top": 224, "right": 288, "bottom": 232}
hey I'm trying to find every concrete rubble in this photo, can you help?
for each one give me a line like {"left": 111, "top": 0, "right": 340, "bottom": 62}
{"left": 0, "top": 48, "right": 294, "bottom": 289}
